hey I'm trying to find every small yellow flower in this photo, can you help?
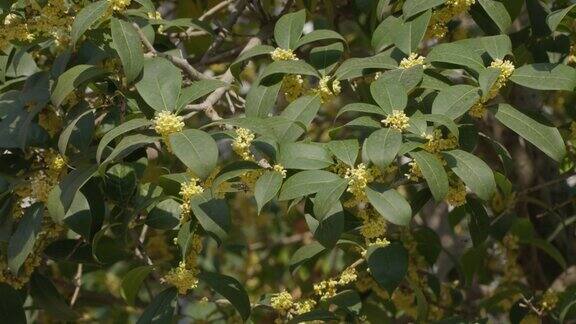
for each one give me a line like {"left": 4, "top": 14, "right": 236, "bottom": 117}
{"left": 338, "top": 267, "right": 358, "bottom": 285}
{"left": 270, "top": 48, "right": 298, "bottom": 61}
{"left": 312, "top": 76, "right": 341, "bottom": 103}
{"left": 490, "top": 59, "right": 515, "bottom": 80}
{"left": 313, "top": 279, "right": 338, "bottom": 300}
{"left": 153, "top": 111, "right": 184, "bottom": 137}
{"left": 180, "top": 178, "right": 204, "bottom": 202}
{"left": 423, "top": 129, "right": 458, "bottom": 154}
{"left": 405, "top": 160, "right": 422, "bottom": 182}
{"left": 270, "top": 291, "right": 294, "bottom": 315}
{"left": 368, "top": 237, "right": 391, "bottom": 248}
{"left": 147, "top": 11, "right": 162, "bottom": 20}
{"left": 468, "top": 101, "right": 487, "bottom": 119}
{"left": 445, "top": 179, "right": 467, "bottom": 207}
{"left": 273, "top": 164, "right": 287, "bottom": 178}
{"left": 345, "top": 163, "right": 374, "bottom": 201}
{"left": 293, "top": 299, "right": 316, "bottom": 315}
{"left": 540, "top": 290, "right": 558, "bottom": 312}
{"left": 399, "top": 53, "right": 426, "bottom": 69}
{"left": 108, "top": 0, "right": 131, "bottom": 11}
{"left": 382, "top": 110, "right": 410, "bottom": 132}
{"left": 232, "top": 128, "right": 255, "bottom": 161}
{"left": 163, "top": 261, "right": 198, "bottom": 295}
{"left": 282, "top": 74, "right": 304, "bottom": 102}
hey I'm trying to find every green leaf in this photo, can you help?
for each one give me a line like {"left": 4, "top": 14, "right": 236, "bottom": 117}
{"left": 364, "top": 128, "right": 402, "bottom": 169}
{"left": 310, "top": 43, "right": 343, "bottom": 75}
{"left": 261, "top": 60, "right": 319, "bottom": 82}
{"left": 334, "top": 52, "right": 397, "bottom": 80}
{"left": 176, "top": 79, "right": 228, "bottom": 110}
{"left": 372, "top": 16, "right": 401, "bottom": 52}
{"left": 413, "top": 226, "right": 442, "bottom": 265}
{"left": 466, "top": 198, "right": 490, "bottom": 246}
{"left": 97, "top": 118, "right": 152, "bottom": 163}
{"left": 279, "top": 170, "right": 342, "bottom": 201}
{"left": 443, "top": 149, "right": 496, "bottom": 201}
{"left": 327, "top": 139, "right": 358, "bottom": 166}
{"left": 146, "top": 198, "right": 180, "bottom": 230}
{"left": 510, "top": 63, "right": 576, "bottom": 91}
{"left": 51, "top": 65, "right": 105, "bottom": 107}
{"left": 244, "top": 81, "right": 281, "bottom": 118}
{"left": 121, "top": 265, "right": 154, "bottom": 305}
{"left": 8, "top": 203, "right": 43, "bottom": 274}
{"left": 136, "top": 57, "right": 182, "bottom": 111}
{"left": 274, "top": 9, "right": 306, "bottom": 49}
{"left": 370, "top": 77, "right": 407, "bottom": 114}
{"left": 481, "top": 35, "right": 512, "bottom": 60}
{"left": 169, "top": 129, "right": 219, "bottom": 180}
{"left": 295, "top": 29, "right": 345, "bottom": 48}
{"left": 524, "top": 238, "right": 566, "bottom": 269}
{"left": 427, "top": 43, "right": 485, "bottom": 74}
{"left": 478, "top": 67, "right": 500, "bottom": 98}
{"left": 492, "top": 104, "right": 566, "bottom": 161}
{"left": 546, "top": 4, "right": 575, "bottom": 32}
{"left": 63, "top": 191, "right": 92, "bottom": 238}
{"left": 477, "top": 0, "right": 512, "bottom": 33}
{"left": 136, "top": 288, "right": 176, "bottom": 324}
{"left": 275, "top": 95, "right": 322, "bottom": 142}
{"left": 199, "top": 272, "right": 251, "bottom": 321}
{"left": 111, "top": 18, "right": 144, "bottom": 83}
{"left": 365, "top": 187, "right": 412, "bottom": 226}
{"left": 0, "top": 283, "right": 26, "bottom": 324}
{"left": 189, "top": 191, "right": 230, "bottom": 244}
{"left": 393, "top": 10, "right": 431, "bottom": 55}
{"left": 313, "top": 178, "right": 348, "bottom": 220}
{"left": 431, "top": 85, "right": 481, "bottom": 119}
{"left": 71, "top": 0, "right": 108, "bottom": 45}
{"left": 336, "top": 103, "right": 386, "bottom": 119}
{"left": 289, "top": 241, "right": 325, "bottom": 272}
{"left": 289, "top": 310, "right": 338, "bottom": 324}
{"left": 403, "top": 0, "right": 444, "bottom": 19}
{"left": 30, "top": 273, "right": 77, "bottom": 320}
{"left": 410, "top": 151, "right": 449, "bottom": 201}
{"left": 47, "top": 165, "right": 97, "bottom": 224}
{"left": 379, "top": 65, "right": 424, "bottom": 91}
{"left": 58, "top": 109, "right": 95, "bottom": 156}
{"left": 279, "top": 142, "right": 333, "bottom": 170}
{"left": 230, "top": 44, "right": 275, "bottom": 78}
{"left": 254, "top": 171, "right": 283, "bottom": 214}
{"left": 101, "top": 134, "right": 159, "bottom": 165}
{"left": 367, "top": 242, "right": 408, "bottom": 293}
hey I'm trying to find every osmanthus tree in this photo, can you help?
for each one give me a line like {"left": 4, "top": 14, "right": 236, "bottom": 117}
{"left": 2, "top": 0, "right": 576, "bottom": 322}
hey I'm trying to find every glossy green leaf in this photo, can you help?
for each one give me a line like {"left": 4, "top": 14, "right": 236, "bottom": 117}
{"left": 71, "top": 0, "right": 108, "bottom": 45}
{"left": 169, "top": 129, "right": 219, "bottom": 180}
{"left": 365, "top": 187, "right": 412, "bottom": 226}
{"left": 199, "top": 272, "right": 251, "bottom": 320}
{"left": 97, "top": 118, "right": 152, "bottom": 163}
{"left": 51, "top": 65, "right": 105, "bottom": 107}
{"left": 121, "top": 266, "right": 154, "bottom": 305}
{"left": 296, "top": 29, "right": 345, "bottom": 48}
{"left": 403, "top": 0, "right": 444, "bottom": 19}
{"left": 510, "top": 63, "right": 576, "bottom": 91}
{"left": 189, "top": 191, "right": 230, "bottom": 244}
{"left": 136, "top": 57, "right": 182, "bottom": 111}
{"left": 8, "top": 203, "right": 43, "bottom": 274}
{"left": 431, "top": 85, "right": 481, "bottom": 119}
{"left": 410, "top": 151, "right": 449, "bottom": 201}
{"left": 492, "top": 104, "right": 566, "bottom": 161}
{"left": 327, "top": 139, "right": 358, "bottom": 166}
{"left": 176, "top": 79, "right": 228, "bottom": 110}
{"left": 279, "top": 170, "right": 342, "bottom": 201}
{"left": 279, "top": 142, "right": 333, "bottom": 170}
{"left": 370, "top": 77, "right": 407, "bottom": 114}
{"left": 111, "top": 18, "right": 144, "bottom": 83}
{"left": 367, "top": 242, "right": 408, "bottom": 293}
{"left": 136, "top": 288, "right": 176, "bottom": 324}
{"left": 364, "top": 128, "right": 402, "bottom": 169}
{"left": 254, "top": 170, "right": 283, "bottom": 214}
{"left": 443, "top": 149, "right": 496, "bottom": 200}
{"left": 274, "top": 9, "right": 306, "bottom": 49}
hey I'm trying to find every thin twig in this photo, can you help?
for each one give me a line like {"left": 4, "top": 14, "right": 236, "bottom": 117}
{"left": 70, "top": 263, "right": 83, "bottom": 306}
{"left": 132, "top": 22, "right": 211, "bottom": 81}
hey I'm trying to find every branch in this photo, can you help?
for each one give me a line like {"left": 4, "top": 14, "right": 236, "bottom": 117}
{"left": 132, "top": 22, "right": 211, "bottom": 81}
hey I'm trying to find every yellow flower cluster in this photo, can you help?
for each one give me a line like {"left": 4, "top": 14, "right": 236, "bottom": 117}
{"left": 239, "top": 170, "right": 264, "bottom": 192}
{"left": 0, "top": 0, "right": 73, "bottom": 50}
{"left": 500, "top": 234, "right": 523, "bottom": 282}
{"left": 107, "top": 0, "right": 131, "bottom": 12}
{"left": 179, "top": 178, "right": 204, "bottom": 222}
{"left": 427, "top": 0, "right": 476, "bottom": 38}
{"left": 406, "top": 160, "right": 423, "bottom": 182}
{"left": 164, "top": 232, "right": 202, "bottom": 295}
{"left": 147, "top": 11, "right": 162, "bottom": 20}
{"left": 540, "top": 290, "right": 558, "bottom": 312}
{"left": 469, "top": 59, "right": 515, "bottom": 119}
{"left": 153, "top": 111, "right": 184, "bottom": 137}
{"left": 232, "top": 128, "right": 255, "bottom": 161}
{"left": 270, "top": 291, "right": 316, "bottom": 321}
{"left": 423, "top": 129, "right": 458, "bottom": 154}
{"left": 273, "top": 164, "right": 287, "bottom": 178}
{"left": 145, "top": 231, "right": 173, "bottom": 263}
{"left": 445, "top": 179, "right": 467, "bottom": 207}
{"left": 282, "top": 75, "right": 305, "bottom": 102}
{"left": 153, "top": 111, "right": 184, "bottom": 151}
{"left": 345, "top": 163, "right": 374, "bottom": 202}
{"left": 314, "top": 266, "right": 359, "bottom": 300}
{"left": 357, "top": 207, "right": 388, "bottom": 246}
{"left": 382, "top": 110, "right": 410, "bottom": 132}
{"left": 312, "top": 76, "right": 341, "bottom": 103}
{"left": 399, "top": 53, "right": 426, "bottom": 69}
{"left": 38, "top": 108, "right": 63, "bottom": 137}
{"left": 271, "top": 48, "right": 298, "bottom": 61}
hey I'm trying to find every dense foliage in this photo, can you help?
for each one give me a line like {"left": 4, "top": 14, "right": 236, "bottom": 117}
{"left": 1, "top": 0, "right": 576, "bottom": 322}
